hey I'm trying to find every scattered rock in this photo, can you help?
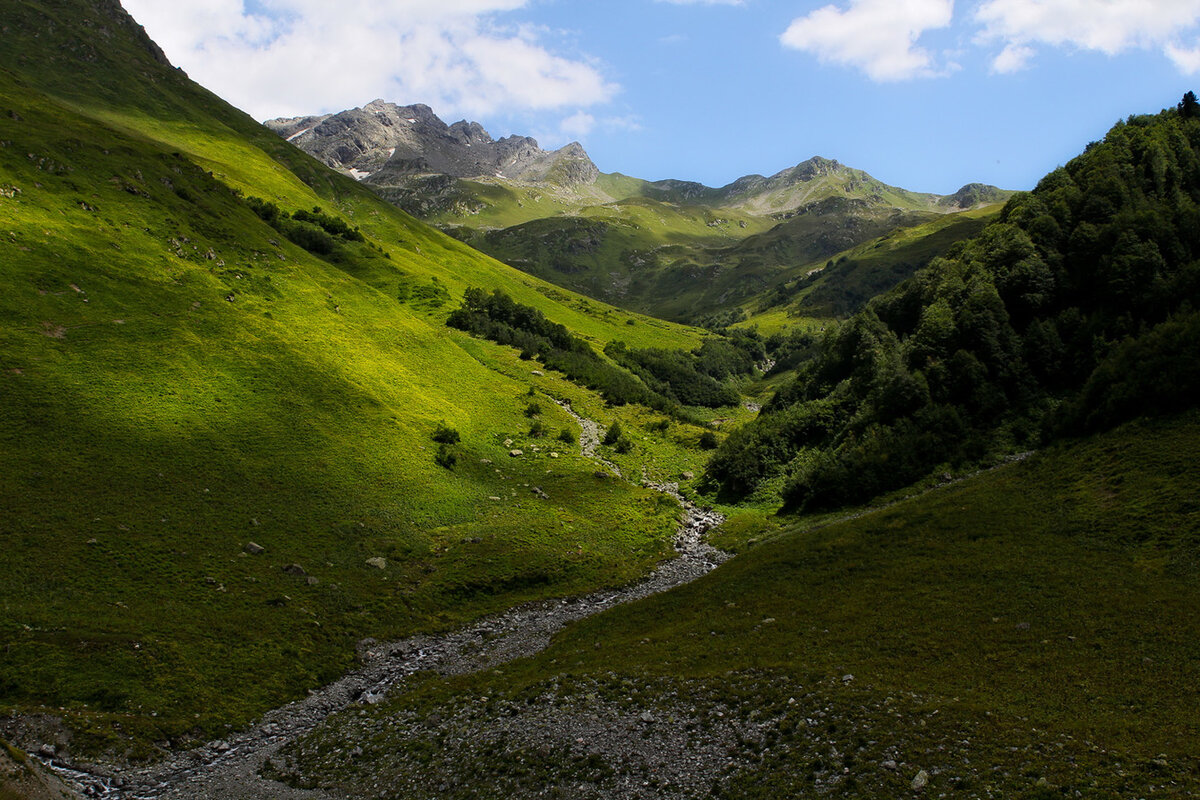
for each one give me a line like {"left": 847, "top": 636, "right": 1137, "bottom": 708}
{"left": 244, "top": 542, "right": 265, "bottom": 555}
{"left": 305, "top": 576, "right": 320, "bottom": 586}
{"left": 282, "top": 564, "right": 306, "bottom": 576}
{"left": 912, "top": 769, "right": 929, "bottom": 791}
{"left": 509, "top": 450, "right": 523, "bottom": 457}
{"left": 882, "top": 760, "right": 898, "bottom": 771}
{"left": 365, "top": 557, "right": 387, "bottom": 570}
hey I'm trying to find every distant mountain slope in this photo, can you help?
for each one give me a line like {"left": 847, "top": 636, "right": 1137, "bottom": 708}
{"left": 269, "top": 104, "right": 1011, "bottom": 324}
{"left": 0, "top": 0, "right": 718, "bottom": 757}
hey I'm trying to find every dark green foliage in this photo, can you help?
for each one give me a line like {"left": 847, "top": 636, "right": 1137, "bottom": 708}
{"left": 606, "top": 343, "right": 739, "bottom": 407}
{"left": 708, "top": 104, "right": 1200, "bottom": 509}
{"left": 698, "top": 431, "right": 719, "bottom": 450}
{"left": 1056, "top": 310, "right": 1200, "bottom": 434}
{"left": 614, "top": 437, "right": 633, "bottom": 454}
{"left": 1180, "top": 91, "right": 1200, "bottom": 119}
{"left": 448, "top": 288, "right": 747, "bottom": 414}
{"left": 529, "top": 420, "right": 546, "bottom": 438}
{"left": 244, "top": 196, "right": 364, "bottom": 255}
{"left": 602, "top": 421, "right": 623, "bottom": 446}
{"left": 524, "top": 402, "right": 542, "bottom": 418}
{"left": 435, "top": 443, "right": 458, "bottom": 469}
{"left": 432, "top": 422, "right": 461, "bottom": 444}
{"left": 557, "top": 428, "right": 577, "bottom": 445}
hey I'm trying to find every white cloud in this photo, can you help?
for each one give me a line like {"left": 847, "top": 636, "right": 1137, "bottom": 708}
{"left": 657, "top": 0, "right": 744, "bottom": 5}
{"left": 121, "top": 0, "right": 617, "bottom": 121}
{"left": 780, "top": 0, "right": 955, "bottom": 81}
{"left": 1167, "top": 43, "right": 1200, "bottom": 75}
{"left": 991, "top": 42, "right": 1035, "bottom": 73}
{"left": 976, "top": 0, "right": 1200, "bottom": 73}
{"left": 560, "top": 111, "right": 596, "bottom": 139}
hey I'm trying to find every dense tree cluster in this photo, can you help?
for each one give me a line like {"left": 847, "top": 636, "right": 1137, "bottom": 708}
{"left": 245, "top": 197, "right": 364, "bottom": 255}
{"left": 707, "top": 99, "right": 1200, "bottom": 510}
{"left": 447, "top": 288, "right": 760, "bottom": 414}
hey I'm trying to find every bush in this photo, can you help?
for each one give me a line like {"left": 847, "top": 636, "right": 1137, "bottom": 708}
{"left": 524, "top": 401, "right": 542, "bottom": 418}
{"left": 435, "top": 443, "right": 457, "bottom": 469}
{"left": 432, "top": 421, "right": 460, "bottom": 444}
{"left": 615, "top": 437, "right": 633, "bottom": 454}
{"left": 557, "top": 428, "right": 577, "bottom": 445}
{"left": 529, "top": 420, "right": 546, "bottom": 438}
{"left": 602, "top": 421, "right": 623, "bottom": 446}
{"left": 699, "top": 431, "right": 719, "bottom": 450}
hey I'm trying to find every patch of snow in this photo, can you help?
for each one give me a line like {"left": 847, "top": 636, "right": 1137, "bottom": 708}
{"left": 347, "top": 169, "right": 372, "bottom": 181}
{"left": 387, "top": 147, "right": 396, "bottom": 158}
{"left": 286, "top": 127, "right": 314, "bottom": 142}
{"left": 406, "top": 118, "right": 417, "bottom": 124}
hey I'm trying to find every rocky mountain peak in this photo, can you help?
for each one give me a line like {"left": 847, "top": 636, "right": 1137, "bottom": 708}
{"left": 266, "top": 101, "right": 599, "bottom": 190}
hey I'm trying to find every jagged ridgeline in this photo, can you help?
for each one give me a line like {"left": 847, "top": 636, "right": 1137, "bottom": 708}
{"left": 707, "top": 99, "right": 1200, "bottom": 510}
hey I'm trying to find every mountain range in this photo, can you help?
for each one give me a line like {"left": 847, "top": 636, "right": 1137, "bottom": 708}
{"left": 266, "top": 103, "right": 1011, "bottom": 323}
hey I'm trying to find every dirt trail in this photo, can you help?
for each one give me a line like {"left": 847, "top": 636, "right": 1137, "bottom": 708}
{"left": 43, "top": 405, "right": 728, "bottom": 800}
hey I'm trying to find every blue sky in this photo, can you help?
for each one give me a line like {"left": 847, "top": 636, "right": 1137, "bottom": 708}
{"left": 122, "top": 0, "right": 1200, "bottom": 194}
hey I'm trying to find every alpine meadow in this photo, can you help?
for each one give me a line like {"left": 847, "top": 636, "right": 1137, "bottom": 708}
{"left": 1, "top": 1, "right": 1199, "bottom": 799}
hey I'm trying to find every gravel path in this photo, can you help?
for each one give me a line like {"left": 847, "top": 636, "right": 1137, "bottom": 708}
{"left": 45, "top": 404, "right": 727, "bottom": 800}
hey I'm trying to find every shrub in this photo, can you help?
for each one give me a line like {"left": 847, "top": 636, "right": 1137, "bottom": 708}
{"left": 435, "top": 443, "right": 457, "bottom": 469}
{"left": 602, "top": 421, "right": 623, "bottom": 446}
{"left": 699, "top": 431, "right": 719, "bottom": 450}
{"left": 524, "top": 401, "right": 542, "bottom": 418}
{"left": 615, "top": 437, "right": 633, "bottom": 454}
{"left": 432, "top": 421, "right": 461, "bottom": 444}
{"left": 530, "top": 420, "right": 546, "bottom": 438}
{"left": 557, "top": 428, "right": 577, "bottom": 445}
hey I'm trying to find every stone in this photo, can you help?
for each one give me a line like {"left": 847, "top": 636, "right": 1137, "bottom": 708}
{"left": 244, "top": 542, "right": 265, "bottom": 555}
{"left": 681, "top": 471, "right": 695, "bottom": 481}
{"left": 881, "top": 760, "right": 897, "bottom": 771}
{"left": 305, "top": 576, "right": 320, "bottom": 586}
{"left": 911, "top": 770, "right": 929, "bottom": 791}
{"left": 366, "top": 557, "right": 387, "bottom": 570}
{"left": 282, "top": 563, "right": 306, "bottom": 576}
{"left": 510, "top": 449, "right": 523, "bottom": 457}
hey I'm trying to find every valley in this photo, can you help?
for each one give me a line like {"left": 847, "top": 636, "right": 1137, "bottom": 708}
{"left": 2, "top": 1, "right": 1199, "bottom": 799}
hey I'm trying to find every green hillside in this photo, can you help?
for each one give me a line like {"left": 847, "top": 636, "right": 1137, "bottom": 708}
{"left": 708, "top": 100, "right": 1200, "bottom": 509}
{"left": 276, "top": 412, "right": 1200, "bottom": 798}
{"left": 0, "top": 0, "right": 720, "bottom": 754}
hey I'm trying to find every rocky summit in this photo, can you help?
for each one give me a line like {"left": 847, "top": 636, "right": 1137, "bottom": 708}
{"left": 265, "top": 100, "right": 599, "bottom": 188}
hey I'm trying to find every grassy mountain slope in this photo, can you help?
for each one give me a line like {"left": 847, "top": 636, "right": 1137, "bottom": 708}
{"left": 279, "top": 412, "right": 1200, "bottom": 798}
{"left": 739, "top": 204, "right": 1003, "bottom": 332}
{"left": 0, "top": 0, "right": 718, "bottom": 755}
